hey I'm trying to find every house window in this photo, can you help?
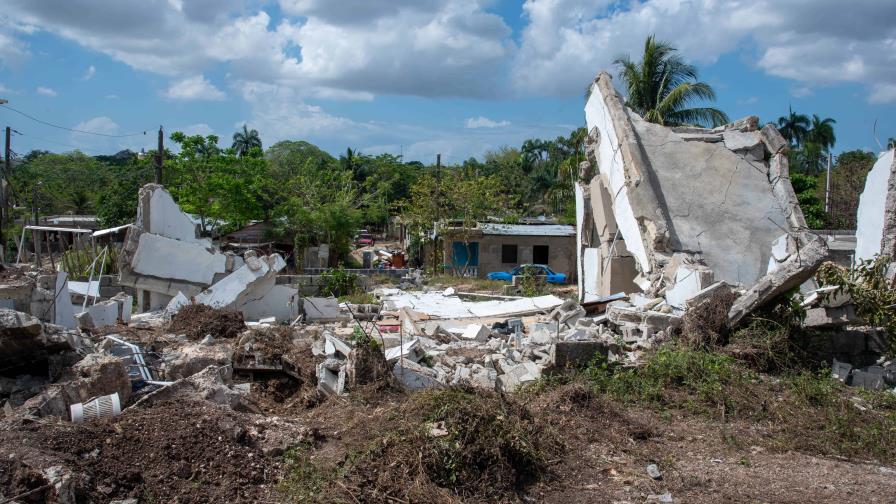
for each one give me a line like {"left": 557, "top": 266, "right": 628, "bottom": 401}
{"left": 501, "top": 244, "right": 518, "bottom": 264}
{"left": 533, "top": 245, "right": 549, "bottom": 265}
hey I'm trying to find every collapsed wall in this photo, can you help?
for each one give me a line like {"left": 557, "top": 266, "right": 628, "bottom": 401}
{"left": 118, "top": 184, "right": 299, "bottom": 322}
{"left": 855, "top": 149, "right": 896, "bottom": 266}
{"left": 576, "top": 72, "right": 827, "bottom": 322}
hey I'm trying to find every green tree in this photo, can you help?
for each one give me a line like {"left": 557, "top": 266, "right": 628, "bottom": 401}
{"left": 776, "top": 106, "right": 810, "bottom": 146}
{"left": 232, "top": 124, "right": 262, "bottom": 157}
{"left": 10, "top": 151, "right": 111, "bottom": 217}
{"left": 799, "top": 115, "right": 837, "bottom": 174}
{"left": 614, "top": 35, "right": 729, "bottom": 127}
{"left": 168, "top": 132, "right": 265, "bottom": 231}
{"left": 888, "top": 137, "right": 895, "bottom": 150}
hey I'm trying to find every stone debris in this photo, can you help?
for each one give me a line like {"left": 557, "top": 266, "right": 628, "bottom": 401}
{"left": 576, "top": 72, "right": 830, "bottom": 326}
{"left": 118, "top": 184, "right": 299, "bottom": 323}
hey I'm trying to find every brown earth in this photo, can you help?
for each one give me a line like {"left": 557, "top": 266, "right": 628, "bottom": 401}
{"left": 1, "top": 364, "right": 895, "bottom": 503}
{"left": 168, "top": 303, "right": 246, "bottom": 340}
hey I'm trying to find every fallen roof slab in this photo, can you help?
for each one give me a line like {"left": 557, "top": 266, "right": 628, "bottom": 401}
{"left": 380, "top": 289, "right": 565, "bottom": 319}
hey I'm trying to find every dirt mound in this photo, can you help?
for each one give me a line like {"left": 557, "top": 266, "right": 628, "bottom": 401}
{"left": 281, "top": 387, "right": 561, "bottom": 503}
{"left": 168, "top": 304, "right": 245, "bottom": 340}
{"left": 0, "top": 400, "right": 300, "bottom": 503}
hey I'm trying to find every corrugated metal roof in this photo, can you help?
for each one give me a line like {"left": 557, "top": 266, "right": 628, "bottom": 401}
{"left": 480, "top": 223, "right": 575, "bottom": 237}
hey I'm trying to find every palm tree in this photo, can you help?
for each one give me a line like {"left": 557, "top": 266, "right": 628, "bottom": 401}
{"left": 799, "top": 114, "right": 836, "bottom": 174}
{"left": 614, "top": 35, "right": 729, "bottom": 127}
{"left": 232, "top": 124, "right": 261, "bottom": 157}
{"left": 776, "top": 106, "right": 810, "bottom": 146}
{"left": 806, "top": 114, "right": 836, "bottom": 151}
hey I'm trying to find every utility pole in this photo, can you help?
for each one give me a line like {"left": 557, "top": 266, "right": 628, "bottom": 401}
{"left": 825, "top": 152, "right": 832, "bottom": 213}
{"left": 2, "top": 126, "right": 9, "bottom": 262}
{"left": 435, "top": 152, "right": 441, "bottom": 223}
{"left": 154, "top": 125, "right": 164, "bottom": 184}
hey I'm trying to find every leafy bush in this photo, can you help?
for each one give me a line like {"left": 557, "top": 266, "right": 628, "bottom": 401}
{"left": 518, "top": 265, "right": 548, "bottom": 297}
{"left": 818, "top": 256, "right": 896, "bottom": 355}
{"left": 318, "top": 266, "right": 359, "bottom": 297}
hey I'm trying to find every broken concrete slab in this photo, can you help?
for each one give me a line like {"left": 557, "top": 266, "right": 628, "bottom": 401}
{"left": 380, "top": 289, "right": 566, "bottom": 319}
{"left": 194, "top": 252, "right": 285, "bottom": 309}
{"left": 804, "top": 305, "right": 861, "bottom": 328}
{"left": 393, "top": 360, "right": 445, "bottom": 390}
{"left": 385, "top": 338, "right": 424, "bottom": 364}
{"left": 303, "top": 297, "right": 348, "bottom": 323}
{"left": 728, "top": 232, "right": 829, "bottom": 327}
{"left": 460, "top": 323, "right": 491, "bottom": 342}
{"left": 131, "top": 232, "right": 227, "bottom": 285}
{"left": 577, "top": 72, "right": 810, "bottom": 317}
{"left": 135, "top": 365, "right": 259, "bottom": 413}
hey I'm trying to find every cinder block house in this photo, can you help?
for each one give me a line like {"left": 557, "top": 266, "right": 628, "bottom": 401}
{"left": 439, "top": 222, "right": 576, "bottom": 281}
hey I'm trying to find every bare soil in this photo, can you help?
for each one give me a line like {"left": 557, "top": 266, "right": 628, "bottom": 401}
{"left": 168, "top": 304, "right": 246, "bottom": 340}
{"left": 2, "top": 357, "right": 894, "bottom": 503}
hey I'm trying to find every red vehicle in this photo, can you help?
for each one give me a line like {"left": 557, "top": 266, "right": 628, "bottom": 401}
{"left": 355, "top": 231, "right": 374, "bottom": 246}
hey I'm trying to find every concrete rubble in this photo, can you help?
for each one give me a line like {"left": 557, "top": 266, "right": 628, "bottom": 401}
{"left": 118, "top": 184, "right": 300, "bottom": 323}
{"left": 575, "top": 72, "right": 830, "bottom": 330}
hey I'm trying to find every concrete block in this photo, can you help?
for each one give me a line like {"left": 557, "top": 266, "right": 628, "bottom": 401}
{"left": 317, "top": 361, "right": 346, "bottom": 396}
{"left": 385, "top": 338, "right": 423, "bottom": 364}
{"left": 831, "top": 359, "right": 852, "bottom": 382}
{"left": 552, "top": 340, "right": 608, "bottom": 369}
{"left": 393, "top": 360, "right": 445, "bottom": 390}
{"left": 303, "top": 297, "right": 348, "bottom": 323}
{"left": 803, "top": 305, "right": 860, "bottom": 328}
{"left": 460, "top": 324, "right": 491, "bottom": 342}
{"left": 194, "top": 254, "right": 285, "bottom": 309}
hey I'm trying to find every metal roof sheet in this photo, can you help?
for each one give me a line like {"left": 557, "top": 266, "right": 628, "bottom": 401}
{"left": 479, "top": 223, "right": 575, "bottom": 237}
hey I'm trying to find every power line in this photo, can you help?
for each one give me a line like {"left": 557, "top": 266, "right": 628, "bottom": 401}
{"left": 0, "top": 104, "right": 148, "bottom": 138}
{"left": 13, "top": 130, "right": 106, "bottom": 155}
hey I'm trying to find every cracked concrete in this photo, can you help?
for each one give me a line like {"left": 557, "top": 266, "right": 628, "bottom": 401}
{"left": 576, "top": 72, "right": 826, "bottom": 318}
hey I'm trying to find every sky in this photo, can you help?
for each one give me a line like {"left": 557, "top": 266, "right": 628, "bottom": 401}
{"left": 0, "top": 0, "right": 894, "bottom": 164}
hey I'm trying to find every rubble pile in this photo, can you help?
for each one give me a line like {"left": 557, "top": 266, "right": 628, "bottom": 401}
{"left": 118, "top": 184, "right": 300, "bottom": 323}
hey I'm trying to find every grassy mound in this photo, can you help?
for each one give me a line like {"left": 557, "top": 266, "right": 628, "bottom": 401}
{"left": 280, "top": 388, "right": 561, "bottom": 503}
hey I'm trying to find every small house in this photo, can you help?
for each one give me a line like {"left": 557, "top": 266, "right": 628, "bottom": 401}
{"left": 440, "top": 222, "right": 576, "bottom": 280}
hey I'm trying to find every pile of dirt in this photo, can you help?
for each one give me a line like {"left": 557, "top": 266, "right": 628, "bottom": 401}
{"left": 0, "top": 400, "right": 298, "bottom": 503}
{"left": 168, "top": 304, "right": 245, "bottom": 340}
{"left": 281, "top": 387, "right": 562, "bottom": 503}
{"left": 681, "top": 288, "right": 738, "bottom": 348}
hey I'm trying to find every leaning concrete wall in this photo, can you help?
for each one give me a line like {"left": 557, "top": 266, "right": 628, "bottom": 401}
{"left": 577, "top": 72, "right": 822, "bottom": 310}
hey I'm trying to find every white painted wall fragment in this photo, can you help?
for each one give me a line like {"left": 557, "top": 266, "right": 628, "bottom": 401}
{"left": 855, "top": 150, "right": 895, "bottom": 262}
{"left": 131, "top": 233, "right": 226, "bottom": 285}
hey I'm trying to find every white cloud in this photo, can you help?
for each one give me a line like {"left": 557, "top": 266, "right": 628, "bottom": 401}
{"left": 178, "top": 123, "right": 215, "bottom": 137}
{"left": 512, "top": 0, "right": 896, "bottom": 104}
{"left": 105, "top": 94, "right": 119, "bottom": 99}
{"left": 36, "top": 86, "right": 57, "bottom": 96}
{"left": 235, "top": 81, "right": 369, "bottom": 144}
{"left": 0, "top": 26, "right": 30, "bottom": 69}
{"left": 66, "top": 116, "right": 153, "bottom": 154}
{"left": 163, "top": 75, "right": 225, "bottom": 101}
{"left": 3, "top": 0, "right": 894, "bottom": 106}
{"left": 790, "top": 86, "right": 813, "bottom": 98}
{"left": 3, "top": 0, "right": 514, "bottom": 99}
{"left": 73, "top": 116, "right": 119, "bottom": 135}
{"left": 0, "top": 83, "right": 10, "bottom": 94}
{"left": 869, "top": 83, "right": 896, "bottom": 105}
{"left": 83, "top": 64, "right": 95, "bottom": 80}
{"left": 465, "top": 116, "right": 511, "bottom": 128}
